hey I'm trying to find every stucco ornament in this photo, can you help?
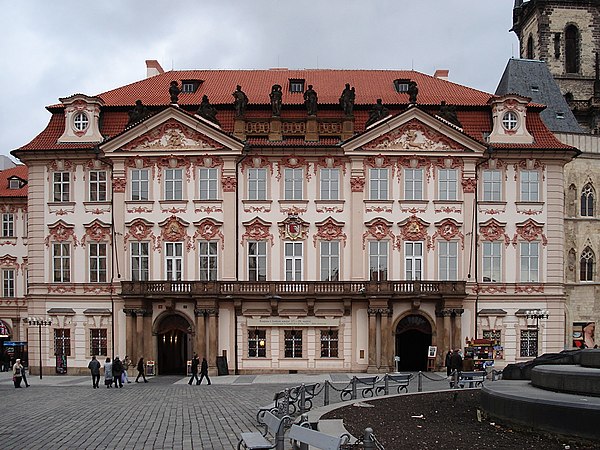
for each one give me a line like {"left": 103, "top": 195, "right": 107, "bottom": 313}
{"left": 313, "top": 218, "right": 347, "bottom": 247}
{"left": 242, "top": 218, "right": 273, "bottom": 245}
{"left": 278, "top": 215, "right": 309, "bottom": 241}
{"left": 366, "top": 120, "right": 460, "bottom": 151}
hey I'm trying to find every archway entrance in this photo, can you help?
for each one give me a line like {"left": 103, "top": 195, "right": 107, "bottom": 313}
{"left": 156, "top": 314, "right": 192, "bottom": 375}
{"left": 395, "top": 314, "right": 432, "bottom": 371}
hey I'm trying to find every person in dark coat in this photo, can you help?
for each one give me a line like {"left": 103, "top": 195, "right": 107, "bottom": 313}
{"left": 198, "top": 357, "right": 211, "bottom": 385}
{"left": 104, "top": 357, "right": 113, "bottom": 388}
{"left": 135, "top": 357, "right": 148, "bottom": 383}
{"left": 112, "top": 356, "right": 124, "bottom": 388}
{"left": 445, "top": 349, "right": 452, "bottom": 377}
{"left": 449, "top": 349, "right": 463, "bottom": 387}
{"left": 88, "top": 355, "right": 101, "bottom": 388}
{"left": 188, "top": 354, "right": 200, "bottom": 385}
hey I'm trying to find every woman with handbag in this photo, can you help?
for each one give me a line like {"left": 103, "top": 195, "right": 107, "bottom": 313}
{"left": 12, "top": 358, "right": 23, "bottom": 388}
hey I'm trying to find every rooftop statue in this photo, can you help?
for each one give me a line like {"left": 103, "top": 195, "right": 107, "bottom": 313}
{"left": 408, "top": 81, "right": 419, "bottom": 104}
{"left": 169, "top": 81, "right": 181, "bottom": 104}
{"left": 339, "top": 83, "right": 356, "bottom": 116}
{"left": 127, "top": 100, "right": 151, "bottom": 126}
{"left": 232, "top": 85, "right": 249, "bottom": 118}
{"left": 197, "top": 95, "right": 220, "bottom": 126}
{"left": 304, "top": 84, "right": 318, "bottom": 116}
{"left": 438, "top": 101, "right": 462, "bottom": 128}
{"left": 270, "top": 84, "right": 283, "bottom": 117}
{"left": 365, "top": 99, "right": 389, "bottom": 127}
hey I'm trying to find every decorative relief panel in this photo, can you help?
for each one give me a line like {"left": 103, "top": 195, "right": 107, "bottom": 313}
{"left": 512, "top": 219, "right": 547, "bottom": 246}
{"left": 0, "top": 255, "right": 18, "bottom": 268}
{"left": 362, "top": 218, "right": 394, "bottom": 249}
{"left": 461, "top": 177, "right": 476, "bottom": 193}
{"left": 48, "top": 286, "right": 76, "bottom": 294}
{"left": 222, "top": 176, "right": 237, "bottom": 192}
{"left": 514, "top": 159, "right": 546, "bottom": 181}
{"left": 112, "top": 177, "right": 127, "bottom": 193}
{"left": 278, "top": 215, "right": 309, "bottom": 241}
{"left": 280, "top": 205, "right": 307, "bottom": 215}
{"left": 514, "top": 285, "right": 544, "bottom": 294}
{"left": 433, "top": 156, "right": 463, "bottom": 171}
{"left": 313, "top": 217, "right": 347, "bottom": 247}
{"left": 350, "top": 176, "right": 365, "bottom": 192}
{"left": 429, "top": 219, "right": 464, "bottom": 250}
{"left": 241, "top": 218, "right": 273, "bottom": 245}
{"left": 156, "top": 155, "right": 191, "bottom": 182}
{"left": 397, "top": 155, "right": 432, "bottom": 181}
{"left": 397, "top": 215, "right": 429, "bottom": 247}
{"left": 82, "top": 221, "right": 111, "bottom": 245}
{"left": 276, "top": 156, "right": 311, "bottom": 181}
{"left": 191, "top": 219, "right": 224, "bottom": 251}
{"left": 479, "top": 219, "right": 510, "bottom": 246}
{"left": 122, "top": 119, "right": 222, "bottom": 151}
{"left": 47, "top": 160, "right": 76, "bottom": 182}
{"left": 126, "top": 157, "right": 156, "bottom": 179}
{"left": 314, "top": 156, "right": 347, "bottom": 175}
{"left": 241, "top": 156, "right": 273, "bottom": 173}
{"left": 45, "top": 221, "right": 78, "bottom": 247}
{"left": 123, "top": 219, "right": 157, "bottom": 250}
{"left": 364, "top": 120, "right": 462, "bottom": 151}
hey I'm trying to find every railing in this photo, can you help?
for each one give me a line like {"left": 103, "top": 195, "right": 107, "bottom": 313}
{"left": 120, "top": 280, "right": 467, "bottom": 297}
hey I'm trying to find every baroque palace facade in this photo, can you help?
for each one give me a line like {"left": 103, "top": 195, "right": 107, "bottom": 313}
{"left": 3, "top": 62, "right": 578, "bottom": 375}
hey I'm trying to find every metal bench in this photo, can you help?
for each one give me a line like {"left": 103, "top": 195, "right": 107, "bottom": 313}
{"left": 375, "top": 373, "right": 411, "bottom": 395}
{"left": 256, "top": 389, "right": 294, "bottom": 424}
{"left": 239, "top": 411, "right": 291, "bottom": 450}
{"left": 458, "top": 371, "right": 486, "bottom": 388}
{"left": 289, "top": 424, "right": 349, "bottom": 450}
{"left": 340, "top": 376, "right": 378, "bottom": 401}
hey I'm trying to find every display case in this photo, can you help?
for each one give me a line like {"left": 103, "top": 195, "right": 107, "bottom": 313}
{"left": 464, "top": 338, "right": 494, "bottom": 371}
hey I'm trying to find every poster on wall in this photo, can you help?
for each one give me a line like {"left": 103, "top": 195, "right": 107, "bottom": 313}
{"left": 428, "top": 346, "right": 437, "bottom": 358}
{"left": 572, "top": 322, "right": 596, "bottom": 349}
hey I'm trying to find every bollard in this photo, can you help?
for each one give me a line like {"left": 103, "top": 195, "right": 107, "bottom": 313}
{"left": 363, "top": 427, "right": 375, "bottom": 450}
{"left": 299, "top": 383, "right": 306, "bottom": 414}
{"left": 283, "top": 388, "right": 291, "bottom": 415}
{"left": 351, "top": 376, "right": 358, "bottom": 400}
{"left": 324, "top": 380, "right": 330, "bottom": 406}
{"left": 384, "top": 374, "right": 389, "bottom": 395}
{"left": 418, "top": 371, "right": 423, "bottom": 392}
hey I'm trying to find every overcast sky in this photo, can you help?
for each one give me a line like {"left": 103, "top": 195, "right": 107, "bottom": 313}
{"left": 0, "top": 1, "right": 518, "bottom": 161}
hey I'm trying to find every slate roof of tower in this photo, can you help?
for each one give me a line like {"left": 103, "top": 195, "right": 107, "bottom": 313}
{"left": 495, "top": 58, "right": 583, "bottom": 133}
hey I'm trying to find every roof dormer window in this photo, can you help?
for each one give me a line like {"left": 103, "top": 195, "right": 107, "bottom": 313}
{"left": 8, "top": 179, "right": 21, "bottom": 190}
{"left": 181, "top": 80, "right": 202, "bottom": 93}
{"left": 502, "top": 111, "right": 518, "bottom": 130}
{"left": 487, "top": 94, "right": 533, "bottom": 144}
{"left": 394, "top": 79, "right": 410, "bottom": 93}
{"left": 57, "top": 94, "right": 104, "bottom": 144}
{"left": 289, "top": 79, "right": 305, "bottom": 93}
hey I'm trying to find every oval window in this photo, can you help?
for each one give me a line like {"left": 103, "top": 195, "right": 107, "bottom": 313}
{"left": 73, "top": 112, "right": 89, "bottom": 131}
{"left": 502, "top": 111, "right": 518, "bottom": 130}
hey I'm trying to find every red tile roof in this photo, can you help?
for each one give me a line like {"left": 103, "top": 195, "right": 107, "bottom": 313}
{"left": 15, "top": 69, "right": 573, "bottom": 153}
{"left": 0, "top": 165, "right": 28, "bottom": 198}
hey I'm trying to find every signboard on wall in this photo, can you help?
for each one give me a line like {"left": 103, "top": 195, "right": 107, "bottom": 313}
{"left": 246, "top": 317, "right": 340, "bottom": 327}
{"left": 573, "top": 322, "right": 596, "bottom": 349}
{"left": 56, "top": 354, "right": 67, "bottom": 374}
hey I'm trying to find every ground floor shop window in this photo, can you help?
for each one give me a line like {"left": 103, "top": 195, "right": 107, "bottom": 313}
{"left": 284, "top": 330, "right": 302, "bottom": 358}
{"left": 320, "top": 330, "right": 338, "bottom": 357}
{"left": 520, "top": 329, "right": 537, "bottom": 357}
{"left": 90, "top": 328, "right": 107, "bottom": 356}
{"left": 248, "top": 329, "right": 266, "bottom": 357}
{"left": 54, "top": 328, "right": 71, "bottom": 356}
{"left": 483, "top": 329, "right": 503, "bottom": 359}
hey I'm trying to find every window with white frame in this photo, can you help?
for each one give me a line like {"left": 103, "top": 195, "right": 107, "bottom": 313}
{"left": 284, "top": 168, "right": 303, "bottom": 200}
{"left": 284, "top": 330, "right": 302, "bottom": 358}
{"left": 404, "top": 168, "right": 423, "bottom": 200}
{"left": 369, "top": 240, "right": 388, "bottom": 281}
{"left": 52, "top": 172, "right": 70, "bottom": 202}
{"left": 369, "top": 168, "right": 388, "bottom": 200}
{"left": 482, "top": 242, "right": 502, "bottom": 282}
{"left": 199, "top": 240, "right": 218, "bottom": 281}
{"left": 438, "top": 169, "right": 457, "bottom": 201}
{"left": 164, "top": 168, "right": 183, "bottom": 201}
{"left": 284, "top": 241, "right": 303, "bottom": 281}
{"left": 90, "top": 328, "right": 107, "bottom": 356}
{"left": 520, "top": 241, "right": 539, "bottom": 282}
{"left": 248, "top": 168, "right": 267, "bottom": 200}
{"left": 89, "top": 170, "right": 107, "bottom": 202}
{"left": 89, "top": 242, "right": 107, "bottom": 283}
{"left": 54, "top": 328, "right": 71, "bottom": 356}
{"left": 520, "top": 329, "right": 538, "bottom": 357}
{"left": 248, "top": 329, "right": 266, "bottom": 357}
{"left": 248, "top": 241, "right": 267, "bottom": 281}
{"left": 320, "top": 241, "right": 339, "bottom": 281}
{"left": 320, "top": 330, "right": 339, "bottom": 358}
{"left": 52, "top": 243, "right": 70, "bottom": 282}
{"left": 165, "top": 242, "right": 183, "bottom": 281}
{"left": 2, "top": 269, "right": 14, "bottom": 297}
{"left": 580, "top": 247, "right": 594, "bottom": 282}
{"left": 198, "top": 167, "right": 218, "bottom": 200}
{"left": 320, "top": 168, "right": 339, "bottom": 200}
{"left": 405, "top": 242, "right": 423, "bottom": 281}
{"left": 2, "top": 213, "right": 14, "bottom": 237}
{"left": 130, "top": 169, "right": 149, "bottom": 201}
{"left": 482, "top": 169, "right": 502, "bottom": 202}
{"left": 520, "top": 170, "right": 539, "bottom": 202}
{"left": 131, "top": 241, "right": 149, "bottom": 281}
{"left": 438, "top": 241, "right": 458, "bottom": 280}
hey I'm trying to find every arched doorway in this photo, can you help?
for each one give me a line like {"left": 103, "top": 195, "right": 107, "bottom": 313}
{"left": 395, "top": 314, "right": 432, "bottom": 371}
{"left": 156, "top": 314, "right": 192, "bottom": 375}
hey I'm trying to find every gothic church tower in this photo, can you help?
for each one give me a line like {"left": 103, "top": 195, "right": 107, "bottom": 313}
{"left": 512, "top": 0, "right": 600, "bottom": 132}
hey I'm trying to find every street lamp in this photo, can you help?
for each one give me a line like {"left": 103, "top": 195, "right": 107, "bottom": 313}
{"left": 27, "top": 317, "right": 52, "bottom": 379}
{"left": 525, "top": 309, "right": 549, "bottom": 357}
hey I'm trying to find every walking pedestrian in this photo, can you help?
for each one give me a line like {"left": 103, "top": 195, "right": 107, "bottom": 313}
{"left": 104, "top": 357, "right": 113, "bottom": 388}
{"left": 449, "top": 349, "right": 463, "bottom": 388}
{"left": 21, "top": 363, "right": 30, "bottom": 387}
{"left": 445, "top": 349, "right": 452, "bottom": 377}
{"left": 88, "top": 355, "right": 101, "bottom": 388}
{"left": 188, "top": 354, "right": 200, "bottom": 385}
{"left": 123, "top": 355, "right": 132, "bottom": 383}
{"left": 112, "top": 356, "right": 124, "bottom": 388}
{"left": 135, "top": 357, "right": 148, "bottom": 383}
{"left": 12, "top": 358, "right": 23, "bottom": 388}
{"left": 198, "top": 357, "right": 211, "bottom": 385}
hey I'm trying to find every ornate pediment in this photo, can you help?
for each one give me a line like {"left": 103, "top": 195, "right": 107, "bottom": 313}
{"left": 122, "top": 119, "right": 223, "bottom": 151}
{"left": 364, "top": 119, "right": 465, "bottom": 151}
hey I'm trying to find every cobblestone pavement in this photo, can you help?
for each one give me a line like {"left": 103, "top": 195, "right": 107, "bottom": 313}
{"left": 0, "top": 370, "right": 452, "bottom": 449}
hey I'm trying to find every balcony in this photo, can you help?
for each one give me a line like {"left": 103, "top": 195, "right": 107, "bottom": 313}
{"left": 120, "top": 280, "right": 466, "bottom": 299}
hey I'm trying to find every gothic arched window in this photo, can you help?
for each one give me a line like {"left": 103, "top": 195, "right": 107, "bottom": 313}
{"left": 527, "top": 35, "right": 534, "bottom": 60}
{"left": 565, "top": 25, "right": 580, "bottom": 74}
{"left": 580, "top": 247, "right": 595, "bottom": 282}
{"left": 581, "top": 184, "right": 594, "bottom": 217}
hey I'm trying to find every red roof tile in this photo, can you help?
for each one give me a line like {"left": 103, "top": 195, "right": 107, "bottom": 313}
{"left": 0, "top": 165, "right": 28, "bottom": 198}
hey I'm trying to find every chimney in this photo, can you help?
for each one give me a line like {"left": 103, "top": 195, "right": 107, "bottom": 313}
{"left": 434, "top": 69, "right": 449, "bottom": 81}
{"left": 146, "top": 60, "right": 165, "bottom": 78}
